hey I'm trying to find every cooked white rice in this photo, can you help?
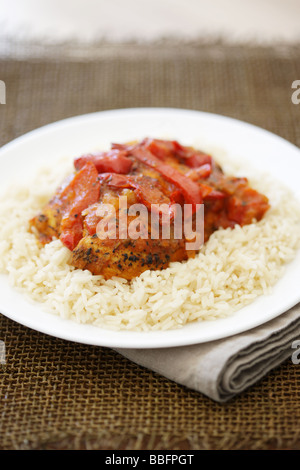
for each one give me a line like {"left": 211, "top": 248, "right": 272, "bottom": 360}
{"left": 0, "top": 151, "right": 299, "bottom": 331}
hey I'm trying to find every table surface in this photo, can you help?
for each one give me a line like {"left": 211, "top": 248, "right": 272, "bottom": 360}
{"left": 0, "top": 40, "right": 300, "bottom": 450}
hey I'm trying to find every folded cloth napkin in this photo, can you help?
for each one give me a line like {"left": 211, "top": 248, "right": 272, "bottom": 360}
{"left": 116, "top": 303, "right": 300, "bottom": 403}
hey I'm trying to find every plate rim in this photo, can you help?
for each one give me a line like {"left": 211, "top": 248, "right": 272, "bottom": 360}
{"left": 1, "top": 106, "right": 300, "bottom": 155}
{"left": 0, "top": 106, "right": 299, "bottom": 349}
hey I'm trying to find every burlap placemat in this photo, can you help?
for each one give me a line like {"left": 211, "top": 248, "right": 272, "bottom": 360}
{"left": 0, "top": 41, "right": 300, "bottom": 450}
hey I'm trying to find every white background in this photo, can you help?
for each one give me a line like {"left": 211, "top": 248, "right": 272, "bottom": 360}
{"left": 0, "top": 0, "right": 299, "bottom": 44}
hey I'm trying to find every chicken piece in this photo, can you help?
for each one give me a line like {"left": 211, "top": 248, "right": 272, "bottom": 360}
{"left": 29, "top": 173, "right": 74, "bottom": 244}
{"left": 70, "top": 233, "right": 189, "bottom": 280}
{"left": 71, "top": 184, "right": 193, "bottom": 279}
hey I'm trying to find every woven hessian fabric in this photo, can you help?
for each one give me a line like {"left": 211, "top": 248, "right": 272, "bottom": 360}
{"left": 0, "top": 42, "right": 300, "bottom": 450}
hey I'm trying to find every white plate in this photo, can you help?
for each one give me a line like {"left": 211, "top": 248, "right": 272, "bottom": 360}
{"left": 0, "top": 108, "right": 300, "bottom": 349}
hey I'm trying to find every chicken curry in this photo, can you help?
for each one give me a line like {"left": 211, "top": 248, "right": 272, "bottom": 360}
{"left": 30, "top": 138, "right": 270, "bottom": 280}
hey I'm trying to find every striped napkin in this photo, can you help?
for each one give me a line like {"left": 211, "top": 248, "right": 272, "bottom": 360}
{"left": 117, "top": 303, "right": 300, "bottom": 402}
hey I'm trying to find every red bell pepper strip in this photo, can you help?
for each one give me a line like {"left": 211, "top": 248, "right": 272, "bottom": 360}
{"left": 141, "top": 138, "right": 185, "bottom": 160}
{"left": 204, "top": 189, "right": 226, "bottom": 200}
{"left": 60, "top": 219, "right": 84, "bottom": 252}
{"left": 141, "top": 138, "right": 212, "bottom": 169}
{"left": 59, "top": 162, "right": 100, "bottom": 250}
{"left": 74, "top": 149, "right": 133, "bottom": 174}
{"left": 184, "top": 151, "right": 212, "bottom": 168}
{"left": 185, "top": 164, "right": 212, "bottom": 181}
{"left": 130, "top": 146, "right": 206, "bottom": 211}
